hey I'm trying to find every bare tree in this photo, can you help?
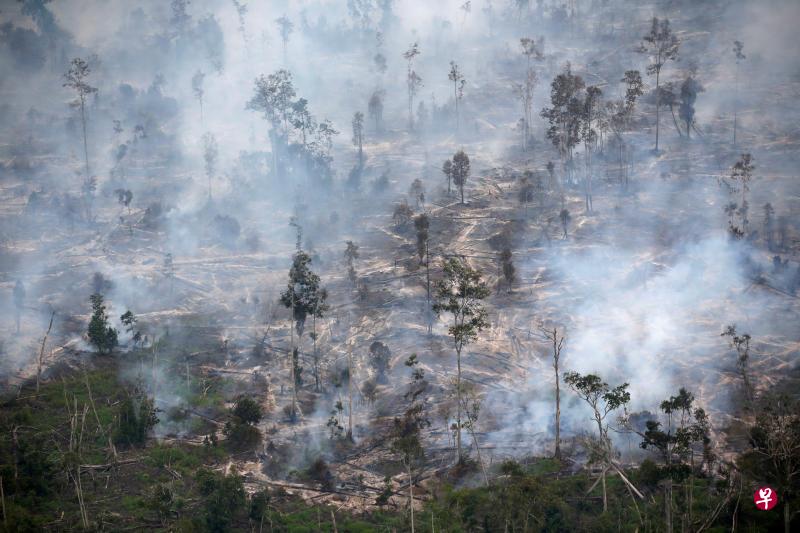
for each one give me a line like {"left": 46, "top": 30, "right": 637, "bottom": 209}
{"left": 732, "top": 40, "right": 745, "bottom": 147}
{"left": 448, "top": 61, "right": 466, "bottom": 131}
{"left": 638, "top": 18, "right": 679, "bottom": 151}
{"left": 351, "top": 111, "right": 364, "bottom": 165}
{"left": 202, "top": 132, "right": 218, "bottom": 200}
{"left": 541, "top": 327, "right": 565, "bottom": 458}
{"left": 403, "top": 43, "right": 422, "bottom": 131}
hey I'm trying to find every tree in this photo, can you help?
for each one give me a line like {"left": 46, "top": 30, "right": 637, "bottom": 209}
{"left": 63, "top": 58, "right": 98, "bottom": 186}
{"left": 409, "top": 178, "right": 424, "bottom": 209}
{"left": 196, "top": 469, "right": 247, "bottom": 532}
{"left": 191, "top": 69, "right": 205, "bottom": 123}
{"left": 202, "top": 132, "right": 218, "bottom": 199}
{"left": 224, "top": 395, "right": 263, "bottom": 450}
{"left": 403, "top": 42, "right": 422, "bottom": 131}
{"left": 542, "top": 327, "right": 565, "bottom": 458}
{"left": 344, "top": 240, "right": 359, "bottom": 287}
{"left": 414, "top": 214, "right": 431, "bottom": 309}
{"left": 580, "top": 85, "right": 602, "bottom": 211}
{"left": 414, "top": 214, "right": 429, "bottom": 266}
{"left": 737, "top": 395, "right": 800, "bottom": 533}
{"left": 368, "top": 89, "right": 385, "bottom": 132}
{"left": 559, "top": 208, "right": 571, "bottom": 238}
{"left": 369, "top": 341, "right": 391, "bottom": 383}
{"left": 169, "top": 0, "right": 191, "bottom": 35}
{"left": 279, "top": 251, "right": 328, "bottom": 420}
{"left": 638, "top": 388, "right": 711, "bottom": 533}
{"left": 275, "top": 15, "right": 293, "bottom": 64}
{"left": 391, "top": 354, "right": 430, "bottom": 533}
{"left": 638, "top": 18, "right": 680, "bottom": 151}
{"left": 393, "top": 200, "right": 414, "bottom": 227}
{"left": 512, "top": 68, "right": 536, "bottom": 151}
{"left": 433, "top": 258, "right": 490, "bottom": 463}
{"left": 540, "top": 63, "right": 585, "bottom": 185}
{"left": 87, "top": 293, "right": 118, "bottom": 355}
{"left": 247, "top": 69, "right": 296, "bottom": 178}
{"left": 448, "top": 61, "right": 466, "bottom": 131}
{"left": 764, "top": 202, "right": 775, "bottom": 251}
{"left": 451, "top": 150, "right": 470, "bottom": 205}
{"left": 517, "top": 37, "right": 541, "bottom": 149}
{"left": 678, "top": 76, "right": 703, "bottom": 138}
{"left": 608, "top": 71, "right": 643, "bottom": 189}
{"left": 499, "top": 248, "right": 514, "bottom": 292}
{"left": 290, "top": 98, "right": 316, "bottom": 147}
{"left": 351, "top": 111, "right": 364, "bottom": 165}
{"left": 563, "top": 371, "right": 630, "bottom": 512}
{"left": 442, "top": 159, "right": 453, "bottom": 195}
{"left": 13, "top": 280, "right": 25, "bottom": 334}
{"left": 720, "top": 153, "right": 754, "bottom": 238}
{"left": 732, "top": 40, "right": 745, "bottom": 146}
{"left": 115, "top": 392, "right": 158, "bottom": 447}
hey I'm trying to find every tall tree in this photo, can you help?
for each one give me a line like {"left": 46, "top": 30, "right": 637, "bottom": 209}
{"left": 63, "top": 57, "right": 98, "bottom": 185}
{"left": 542, "top": 327, "right": 565, "bottom": 459}
{"left": 433, "top": 258, "right": 489, "bottom": 463}
{"left": 540, "top": 63, "right": 585, "bottom": 185}
{"left": 344, "top": 240, "right": 359, "bottom": 287}
{"left": 202, "top": 132, "right": 218, "bottom": 200}
{"left": 368, "top": 89, "right": 385, "bottom": 132}
{"left": 732, "top": 40, "right": 745, "bottom": 147}
{"left": 414, "top": 214, "right": 431, "bottom": 311}
{"left": 279, "top": 251, "right": 328, "bottom": 420}
{"left": 351, "top": 111, "right": 364, "bottom": 165}
{"left": 247, "top": 70, "right": 296, "bottom": 178}
{"left": 391, "top": 354, "right": 430, "bottom": 533}
{"left": 580, "top": 85, "right": 602, "bottom": 211}
{"left": 403, "top": 42, "right": 422, "bottom": 131}
{"left": 442, "top": 159, "right": 453, "bottom": 195}
{"left": 448, "top": 61, "right": 466, "bottom": 131}
{"left": 512, "top": 68, "right": 536, "bottom": 151}
{"left": 638, "top": 18, "right": 680, "bottom": 151}
{"left": 563, "top": 371, "right": 630, "bottom": 512}
{"left": 192, "top": 69, "right": 205, "bottom": 123}
{"left": 275, "top": 15, "right": 293, "bottom": 64}
{"left": 638, "top": 388, "right": 711, "bottom": 533}
{"left": 87, "top": 293, "right": 118, "bottom": 355}
{"left": 451, "top": 150, "right": 470, "bottom": 205}
{"left": 678, "top": 76, "right": 703, "bottom": 138}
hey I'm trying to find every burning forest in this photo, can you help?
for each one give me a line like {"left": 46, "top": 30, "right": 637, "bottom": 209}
{"left": 0, "top": 0, "right": 799, "bottom": 531}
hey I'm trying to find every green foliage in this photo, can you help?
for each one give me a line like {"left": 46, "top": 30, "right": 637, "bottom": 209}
{"left": 432, "top": 258, "right": 490, "bottom": 353}
{"left": 223, "top": 396, "right": 263, "bottom": 451}
{"left": 114, "top": 393, "right": 158, "bottom": 448}
{"left": 195, "top": 468, "right": 246, "bottom": 532}
{"left": 279, "top": 251, "right": 328, "bottom": 337}
{"left": 87, "top": 293, "right": 118, "bottom": 354}
{"left": 369, "top": 341, "right": 391, "bottom": 382}
{"left": 451, "top": 150, "right": 470, "bottom": 203}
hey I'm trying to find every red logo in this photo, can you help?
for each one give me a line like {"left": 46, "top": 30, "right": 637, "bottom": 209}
{"left": 753, "top": 486, "right": 778, "bottom": 511}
